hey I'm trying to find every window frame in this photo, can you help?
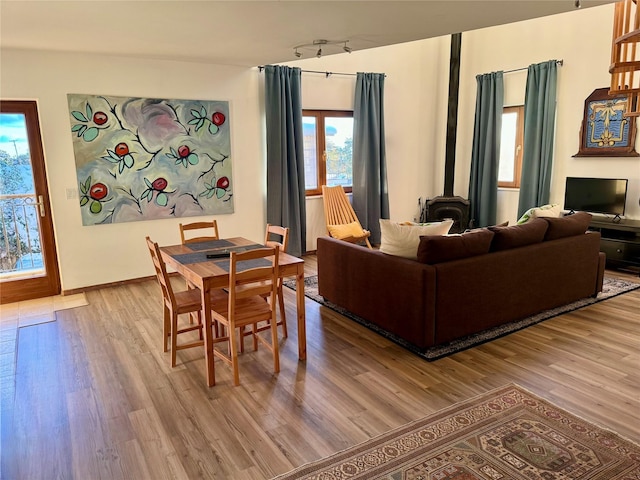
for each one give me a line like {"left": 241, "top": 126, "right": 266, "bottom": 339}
{"left": 302, "top": 109, "right": 353, "bottom": 196}
{"left": 498, "top": 105, "right": 524, "bottom": 189}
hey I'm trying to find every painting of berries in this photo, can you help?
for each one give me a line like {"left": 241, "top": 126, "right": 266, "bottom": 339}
{"left": 67, "top": 93, "right": 233, "bottom": 225}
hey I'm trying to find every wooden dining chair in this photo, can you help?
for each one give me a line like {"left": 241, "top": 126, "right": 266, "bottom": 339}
{"left": 179, "top": 219, "right": 220, "bottom": 321}
{"left": 210, "top": 247, "right": 280, "bottom": 386}
{"left": 239, "top": 224, "right": 289, "bottom": 351}
{"left": 322, "top": 185, "right": 372, "bottom": 249}
{"left": 146, "top": 236, "right": 205, "bottom": 367}
{"left": 264, "top": 224, "right": 289, "bottom": 336}
{"left": 179, "top": 220, "right": 219, "bottom": 244}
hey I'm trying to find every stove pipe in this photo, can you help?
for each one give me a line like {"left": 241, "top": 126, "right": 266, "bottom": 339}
{"left": 444, "top": 32, "right": 461, "bottom": 197}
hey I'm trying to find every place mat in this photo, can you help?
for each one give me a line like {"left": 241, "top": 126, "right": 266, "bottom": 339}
{"left": 214, "top": 258, "right": 271, "bottom": 272}
{"left": 172, "top": 244, "right": 266, "bottom": 267}
{"left": 186, "top": 239, "right": 235, "bottom": 251}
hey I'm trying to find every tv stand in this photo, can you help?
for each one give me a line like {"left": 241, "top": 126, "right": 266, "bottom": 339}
{"left": 588, "top": 218, "right": 640, "bottom": 275}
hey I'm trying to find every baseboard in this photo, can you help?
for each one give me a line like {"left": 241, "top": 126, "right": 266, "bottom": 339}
{"left": 61, "top": 273, "right": 181, "bottom": 296}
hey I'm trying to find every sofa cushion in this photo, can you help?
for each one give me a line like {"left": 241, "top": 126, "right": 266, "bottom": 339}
{"left": 543, "top": 211, "right": 592, "bottom": 241}
{"left": 379, "top": 219, "right": 454, "bottom": 259}
{"left": 488, "top": 218, "right": 548, "bottom": 251}
{"left": 327, "top": 221, "right": 365, "bottom": 240}
{"left": 417, "top": 228, "right": 494, "bottom": 264}
{"left": 517, "top": 203, "right": 561, "bottom": 224}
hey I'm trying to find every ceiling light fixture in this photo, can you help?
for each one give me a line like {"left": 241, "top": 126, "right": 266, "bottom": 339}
{"left": 293, "top": 39, "right": 351, "bottom": 59}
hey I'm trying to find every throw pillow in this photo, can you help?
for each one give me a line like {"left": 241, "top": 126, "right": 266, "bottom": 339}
{"left": 417, "top": 228, "right": 494, "bottom": 264}
{"left": 516, "top": 204, "right": 561, "bottom": 224}
{"left": 327, "top": 221, "right": 364, "bottom": 240}
{"left": 543, "top": 211, "right": 592, "bottom": 241}
{"left": 379, "top": 218, "right": 454, "bottom": 259}
{"left": 488, "top": 218, "right": 548, "bottom": 251}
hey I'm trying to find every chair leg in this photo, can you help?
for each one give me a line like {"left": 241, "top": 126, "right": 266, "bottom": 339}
{"left": 277, "top": 284, "right": 287, "bottom": 338}
{"left": 228, "top": 323, "right": 240, "bottom": 386}
{"left": 197, "top": 310, "right": 204, "bottom": 341}
{"left": 171, "top": 312, "right": 178, "bottom": 368}
{"left": 239, "top": 326, "right": 245, "bottom": 353}
{"left": 163, "top": 305, "right": 171, "bottom": 352}
{"left": 270, "top": 314, "right": 280, "bottom": 373}
{"left": 252, "top": 324, "right": 259, "bottom": 351}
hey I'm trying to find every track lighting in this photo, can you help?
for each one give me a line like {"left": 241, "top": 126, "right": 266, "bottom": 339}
{"left": 293, "top": 39, "right": 352, "bottom": 58}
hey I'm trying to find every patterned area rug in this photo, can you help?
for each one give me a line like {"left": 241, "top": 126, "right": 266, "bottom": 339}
{"left": 284, "top": 275, "right": 640, "bottom": 360}
{"left": 273, "top": 384, "right": 640, "bottom": 479}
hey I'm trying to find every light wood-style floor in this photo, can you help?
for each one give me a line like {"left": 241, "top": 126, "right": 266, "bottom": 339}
{"left": 1, "top": 256, "right": 639, "bottom": 480}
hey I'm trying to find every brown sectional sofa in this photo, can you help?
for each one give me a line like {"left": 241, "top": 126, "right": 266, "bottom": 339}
{"left": 317, "top": 213, "right": 606, "bottom": 352}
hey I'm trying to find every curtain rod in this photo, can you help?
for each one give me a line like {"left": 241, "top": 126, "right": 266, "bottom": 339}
{"left": 258, "top": 66, "right": 384, "bottom": 78}
{"left": 503, "top": 59, "right": 563, "bottom": 75}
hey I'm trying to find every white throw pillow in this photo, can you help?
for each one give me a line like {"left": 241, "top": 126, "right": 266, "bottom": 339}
{"left": 516, "top": 204, "right": 561, "bottom": 224}
{"left": 379, "top": 219, "right": 454, "bottom": 259}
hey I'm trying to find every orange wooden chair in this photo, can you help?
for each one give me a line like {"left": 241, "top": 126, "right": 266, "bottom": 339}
{"left": 263, "top": 224, "right": 289, "bottom": 337}
{"left": 179, "top": 220, "right": 219, "bottom": 244}
{"left": 210, "top": 247, "right": 280, "bottom": 386}
{"left": 146, "top": 236, "right": 204, "bottom": 367}
{"left": 322, "top": 185, "right": 372, "bottom": 249}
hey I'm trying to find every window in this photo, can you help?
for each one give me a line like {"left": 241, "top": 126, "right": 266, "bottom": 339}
{"left": 303, "top": 110, "right": 354, "bottom": 196}
{"left": 498, "top": 105, "right": 524, "bottom": 188}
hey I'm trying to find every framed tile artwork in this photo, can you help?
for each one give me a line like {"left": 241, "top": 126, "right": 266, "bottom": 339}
{"left": 574, "top": 87, "right": 639, "bottom": 157}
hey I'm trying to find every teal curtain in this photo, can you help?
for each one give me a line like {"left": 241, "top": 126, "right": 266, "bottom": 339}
{"left": 468, "top": 72, "right": 503, "bottom": 228}
{"left": 264, "top": 65, "right": 306, "bottom": 256}
{"left": 517, "top": 60, "right": 558, "bottom": 218}
{"left": 352, "top": 72, "right": 389, "bottom": 244}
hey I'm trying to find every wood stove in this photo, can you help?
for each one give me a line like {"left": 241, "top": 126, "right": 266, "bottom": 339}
{"left": 426, "top": 196, "right": 470, "bottom": 234}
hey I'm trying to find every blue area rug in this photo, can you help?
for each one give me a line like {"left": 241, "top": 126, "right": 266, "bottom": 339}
{"left": 284, "top": 275, "right": 640, "bottom": 360}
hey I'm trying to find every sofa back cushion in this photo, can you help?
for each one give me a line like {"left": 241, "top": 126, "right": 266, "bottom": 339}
{"left": 417, "top": 228, "right": 494, "bottom": 264}
{"left": 488, "top": 218, "right": 548, "bottom": 252}
{"left": 379, "top": 219, "right": 453, "bottom": 259}
{"left": 543, "top": 211, "right": 592, "bottom": 241}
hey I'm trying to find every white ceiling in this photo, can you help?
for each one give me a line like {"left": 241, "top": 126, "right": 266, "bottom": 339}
{"left": 0, "top": 1, "right": 615, "bottom": 67}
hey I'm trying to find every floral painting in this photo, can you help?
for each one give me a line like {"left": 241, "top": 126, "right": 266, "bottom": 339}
{"left": 67, "top": 94, "right": 233, "bottom": 225}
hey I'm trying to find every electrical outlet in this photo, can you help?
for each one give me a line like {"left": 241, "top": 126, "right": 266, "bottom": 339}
{"left": 66, "top": 188, "right": 78, "bottom": 200}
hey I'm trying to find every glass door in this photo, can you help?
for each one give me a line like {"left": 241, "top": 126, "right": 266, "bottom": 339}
{"left": 0, "top": 100, "right": 60, "bottom": 303}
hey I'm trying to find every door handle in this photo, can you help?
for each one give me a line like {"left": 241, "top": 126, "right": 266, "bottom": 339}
{"left": 36, "top": 195, "right": 45, "bottom": 217}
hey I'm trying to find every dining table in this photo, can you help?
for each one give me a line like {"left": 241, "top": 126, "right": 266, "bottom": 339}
{"left": 159, "top": 236, "right": 306, "bottom": 386}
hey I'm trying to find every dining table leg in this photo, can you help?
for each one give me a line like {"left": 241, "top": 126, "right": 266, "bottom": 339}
{"left": 200, "top": 286, "right": 216, "bottom": 386}
{"left": 295, "top": 266, "right": 306, "bottom": 360}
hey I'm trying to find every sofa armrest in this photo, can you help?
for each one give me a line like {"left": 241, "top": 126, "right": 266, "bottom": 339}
{"left": 317, "top": 236, "right": 438, "bottom": 349}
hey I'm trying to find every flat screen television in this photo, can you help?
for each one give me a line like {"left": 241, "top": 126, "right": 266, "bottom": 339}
{"left": 564, "top": 177, "right": 628, "bottom": 216}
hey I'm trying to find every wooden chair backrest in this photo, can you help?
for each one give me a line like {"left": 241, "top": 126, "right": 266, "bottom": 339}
{"left": 264, "top": 224, "right": 289, "bottom": 252}
{"left": 179, "top": 220, "right": 219, "bottom": 244}
{"left": 322, "top": 185, "right": 362, "bottom": 229}
{"left": 227, "top": 247, "right": 279, "bottom": 322}
{"left": 145, "top": 236, "right": 176, "bottom": 307}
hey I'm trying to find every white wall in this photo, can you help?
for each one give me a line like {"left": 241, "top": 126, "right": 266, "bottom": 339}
{"left": 289, "top": 36, "right": 452, "bottom": 246}
{"left": 290, "top": 3, "right": 639, "bottom": 246}
{"left": 1, "top": 49, "right": 266, "bottom": 291}
{"left": 457, "top": 4, "right": 640, "bottom": 223}
{"left": 2, "top": 3, "right": 638, "bottom": 290}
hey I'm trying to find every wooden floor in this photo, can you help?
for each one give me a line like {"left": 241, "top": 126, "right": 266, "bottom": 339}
{"left": 1, "top": 256, "right": 639, "bottom": 479}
